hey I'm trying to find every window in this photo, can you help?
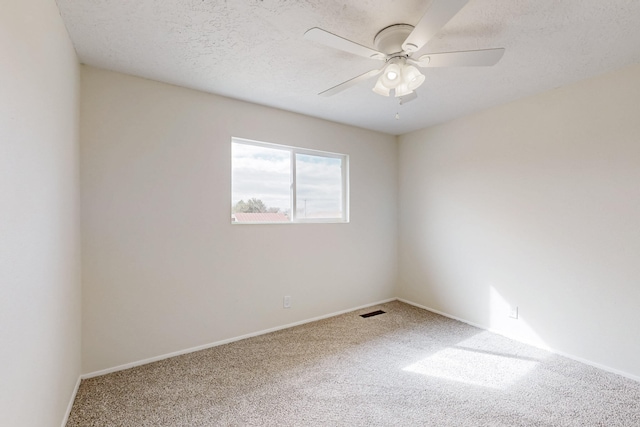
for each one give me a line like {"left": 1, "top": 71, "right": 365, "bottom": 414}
{"left": 231, "top": 138, "right": 348, "bottom": 224}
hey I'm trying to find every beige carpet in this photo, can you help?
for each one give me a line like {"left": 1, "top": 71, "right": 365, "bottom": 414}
{"left": 67, "top": 301, "right": 640, "bottom": 426}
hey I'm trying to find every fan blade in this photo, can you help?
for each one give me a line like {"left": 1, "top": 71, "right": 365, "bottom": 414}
{"left": 402, "top": 0, "right": 471, "bottom": 53}
{"left": 319, "top": 69, "right": 382, "bottom": 97}
{"left": 412, "top": 48, "right": 505, "bottom": 67}
{"left": 305, "top": 27, "right": 386, "bottom": 60}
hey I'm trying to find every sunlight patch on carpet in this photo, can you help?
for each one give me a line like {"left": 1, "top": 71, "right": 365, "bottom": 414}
{"left": 403, "top": 346, "right": 539, "bottom": 389}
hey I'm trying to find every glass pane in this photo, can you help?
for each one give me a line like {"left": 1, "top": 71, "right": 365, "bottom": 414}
{"left": 232, "top": 142, "right": 291, "bottom": 223}
{"left": 295, "top": 153, "right": 343, "bottom": 219}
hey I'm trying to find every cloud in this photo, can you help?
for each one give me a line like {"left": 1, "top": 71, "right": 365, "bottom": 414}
{"left": 232, "top": 143, "right": 290, "bottom": 210}
{"left": 232, "top": 142, "right": 345, "bottom": 216}
{"left": 296, "top": 155, "right": 342, "bottom": 215}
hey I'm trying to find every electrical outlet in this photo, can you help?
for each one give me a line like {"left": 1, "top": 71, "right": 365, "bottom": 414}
{"left": 283, "top": 295, "right": 291, "bottom": 309}
{"left": 509, "top": 306, "right": 519, "bottom": 319}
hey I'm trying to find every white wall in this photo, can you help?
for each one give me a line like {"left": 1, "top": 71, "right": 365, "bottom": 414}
{"left": 398, "top": 64, "right": 640, "bottom": 378}
{"left": 80, "top": 66, "right": 398, "bottom": 374}
{"left": 0, "top": 1, "right": 81, "bottom": 426}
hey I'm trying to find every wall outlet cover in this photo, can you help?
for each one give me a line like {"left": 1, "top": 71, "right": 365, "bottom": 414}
{"left": 283, "top": 295, "right": 291, "bottom": 309}
{"left": 509, "top": 306, "right": 519, "bottom": 319}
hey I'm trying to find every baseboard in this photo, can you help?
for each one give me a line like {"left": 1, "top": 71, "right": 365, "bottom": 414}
{"left": 61, "top": 375, "right": 81, "bottom": 427}
{"left": 80, "top": 296, "right": 640, "bottom": 384}
{"left": 398, "top": 298, "right": 494, "bottom": 333}
{"left": 397, "top": 297, "right": 640, "bottom": 384}
{"left": 82, "top": 297, "right": 397, "bottom": 379}
{"left": 397, "top": 298, "right": 548, "bottom": 349}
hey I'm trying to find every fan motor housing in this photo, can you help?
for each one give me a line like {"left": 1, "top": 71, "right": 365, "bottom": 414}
{"left": 374, "top": 24, "right": 414, "bottom": 55}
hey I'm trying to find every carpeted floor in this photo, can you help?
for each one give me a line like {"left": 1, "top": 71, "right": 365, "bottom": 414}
{"left": 67, "top": 301, "right": 640, "bottom": 426}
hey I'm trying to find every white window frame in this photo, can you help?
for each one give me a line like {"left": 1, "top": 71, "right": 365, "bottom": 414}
{"left": 232, "top": 137, "right": 349, "bottom": 224}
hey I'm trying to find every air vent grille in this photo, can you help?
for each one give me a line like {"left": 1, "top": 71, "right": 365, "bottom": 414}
{"left": 360, "top": 310, "right": 386, "bottom": 318}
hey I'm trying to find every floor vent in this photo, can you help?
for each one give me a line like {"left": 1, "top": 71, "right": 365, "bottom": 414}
{"left": 360, "top": 310, "right": 386, "bottom": 318}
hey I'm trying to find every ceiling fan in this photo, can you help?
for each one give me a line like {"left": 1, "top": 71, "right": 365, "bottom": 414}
{"left": 304, "top": 0, "right": 505, "bottom": 99}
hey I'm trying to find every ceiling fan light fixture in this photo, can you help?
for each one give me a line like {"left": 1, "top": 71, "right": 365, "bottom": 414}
{"left": 403, "top": 65, "right": 426, "bottom": 90}
{"left": 372, "top": 78, "right": 391, "bottom": 96}
{"left": 380, "top": 63, "right": 402, "bottom": 88}
{"left": 394, "top": 82, "right": 413, "bottom": 98}
{"left": 373, "top": 59, "right": 425, "bottom": 98}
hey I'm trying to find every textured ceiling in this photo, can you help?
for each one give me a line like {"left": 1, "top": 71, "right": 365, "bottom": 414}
{"left": 55, "top": 0, "right": 640, "bottom": 135}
